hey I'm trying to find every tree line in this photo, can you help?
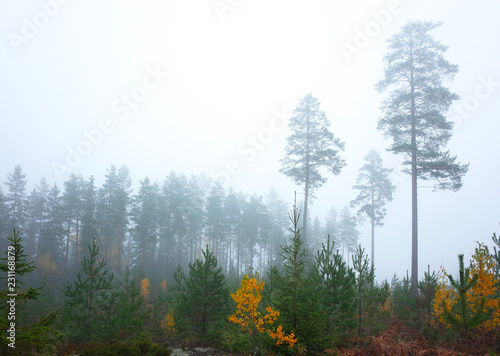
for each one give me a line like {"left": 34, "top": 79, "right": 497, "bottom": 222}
{"left": 1, "top": 158, "right": 394, "bottom": 289}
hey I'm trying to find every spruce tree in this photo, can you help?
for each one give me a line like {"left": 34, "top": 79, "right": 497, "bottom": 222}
{"left": 0, "top": 230, "right": 63, "bottom": 354}
{"left": 180, "top": 246, "right": 229, "bottom": 340}
{"left": 417, "top": 266, "right": 438, "bottom": 328}
{"left": 162, "top": 264, "right": 189, "bottom": 336}
{"left": 267, "top": 206, "right": 326, "bottom": 352}
{"left": 115, "top": 266, "right": 150, "bottom": 338}
{"left": 313, "top": 235, "right": 356, "bottom": 339}
{"left": 391, "top": 273, "right": 419, "bottom": 328}
{"left": 351, "top": 245, "right": 374, "bottom": 337}
{"left": 61, "top": 238, "right": 117, "bottom": 342}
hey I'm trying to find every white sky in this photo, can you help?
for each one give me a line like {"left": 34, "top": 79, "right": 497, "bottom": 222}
{"left": 1, "top": 0, "right": 499, "bottom": 282}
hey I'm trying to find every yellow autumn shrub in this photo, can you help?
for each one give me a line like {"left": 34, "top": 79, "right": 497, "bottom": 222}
{"left": 161, "top": 309, "right": 177, "bottom": 336}
{"left": 431, "top": 243, "right": 499, "bottom": 332}
{"left": 228, "top": 269, "right": 296, "bottom": 348}
{"left": 141, "top": 278, "right": 150, "bottom": 298}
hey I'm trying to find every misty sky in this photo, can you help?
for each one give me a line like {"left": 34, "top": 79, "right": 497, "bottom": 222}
{"left": 1, "top": 0, "right": 499, "bottom": 282}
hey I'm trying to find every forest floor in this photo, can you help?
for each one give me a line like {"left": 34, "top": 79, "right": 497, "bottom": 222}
{"left": 335, "top": 322, "right": 498, "bottom": 356}
{"left": 58, "top": 322, "right": 499, "bottom": 356}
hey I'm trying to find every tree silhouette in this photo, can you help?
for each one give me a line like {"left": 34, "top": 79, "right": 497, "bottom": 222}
{"left": 280, "top": 93, "right": 345, "bottom": 245}
{"left": 351, "top": 150, "right": 395, "bottom": 268}
{"left": 376, "top": 21, "right": 468, "bottom": 293}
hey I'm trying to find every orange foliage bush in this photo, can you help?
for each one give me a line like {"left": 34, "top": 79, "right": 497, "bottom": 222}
{"left": 431, "top": 243, "right": 499, "bottom": 332}
{"left": 161, "top": 309, "right": 176, "bottom": 336}
{"left": 141, "top": 278, "right": 150, "bottom": 298}
{"left": 228, "top": 269, "right": 297, "bottom": 348}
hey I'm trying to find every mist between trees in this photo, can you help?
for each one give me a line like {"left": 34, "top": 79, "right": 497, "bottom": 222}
{"left": 0, "top": 164, "right": 365, "bottom": 282}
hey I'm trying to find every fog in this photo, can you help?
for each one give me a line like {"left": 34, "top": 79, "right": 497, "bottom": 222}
{"left": 1, "top": 0, "right": 499, "bottom": 282}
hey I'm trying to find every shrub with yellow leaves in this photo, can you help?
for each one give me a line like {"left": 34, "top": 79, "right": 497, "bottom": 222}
{"left": 141, "top": 278, "right": 150, "bottom": 298}
{"left": 161, "top": 309, "right": 177, "bottom": 338}
{"left": 431, "top": 243, "right": 499, "bottom": 338}
{"left": 468, "top": 243, "right": 500, "bottom": 331}
{"left": 228, "top": 268, "right": 296, "bottom": 353}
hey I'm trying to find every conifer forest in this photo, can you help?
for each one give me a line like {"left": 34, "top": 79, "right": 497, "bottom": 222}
{"left": 1, "top": 2, "right": 500, "bottom": 355}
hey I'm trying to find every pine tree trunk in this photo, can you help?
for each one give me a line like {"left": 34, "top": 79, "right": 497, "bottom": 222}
{"left": 302, "top": 114, "right": 311, "bottom": 246}
{"left": 371, "top": 185, "right": 375, "bottom": 269}
{"left": 371, "top": 218, "right": 375, "bottom": 269}
{"left": 303, "top": 170, "right": 309, "bottom": 246}
{"left": 411, "top": 154, "right": 418, "bottom": 295}
{"left": 410, "top": 56, "right": 419, "bottom": 296}
{"left": 358, "top": 280, "right": 362, "bottom": 337}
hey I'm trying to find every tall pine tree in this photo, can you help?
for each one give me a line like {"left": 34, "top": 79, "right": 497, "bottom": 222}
{"left": 62, "top": 174, "right": 84, "bottom": 272}
{"left": 131, "top": 177, "right": 159, "bottom": 276}
{"left": 97, "top": 165, "right": 131, "bottom": 273}
{"left": 350, "top": 150, "right": 395, "bottom": 269}
{"left": 376, "top": 20, "right": 468, "bottom": 293}
{"left": 280, "top": 93, "right": 346, "bottom": 245}
{"left": 205, "top": 181, "right": 227, "bottom": 265}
